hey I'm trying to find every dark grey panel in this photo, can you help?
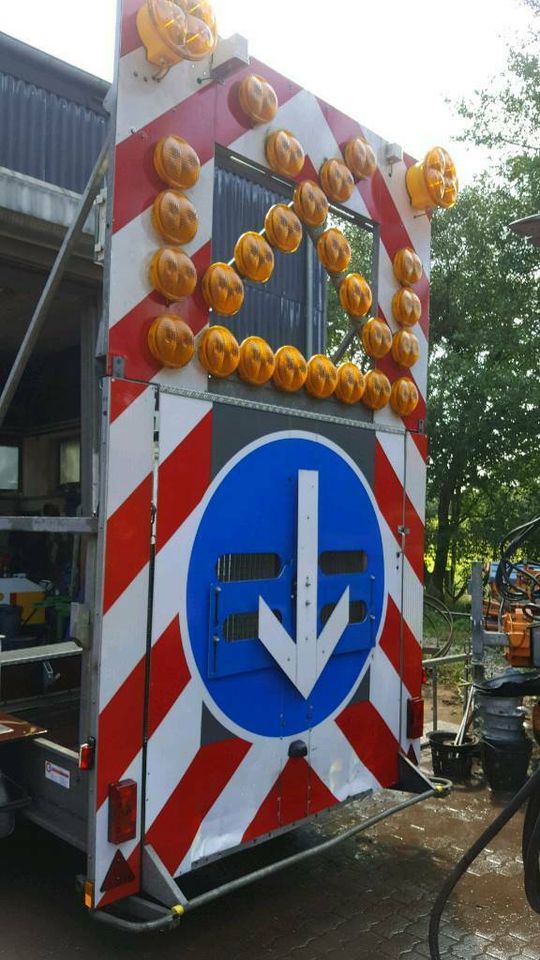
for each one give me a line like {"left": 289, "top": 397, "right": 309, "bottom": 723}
{"left": 200, "top": 703, "right": 237, "bottom": 746}
{"left": 347, "top": 668, "right": 371, "bottom": 706}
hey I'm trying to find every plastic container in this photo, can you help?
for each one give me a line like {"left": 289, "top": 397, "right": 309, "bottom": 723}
{"left": 481, "top": 737, "right": 532, "bottom": 793}
{"left": 427, "top": 730, "right": 478, "bottom": 782}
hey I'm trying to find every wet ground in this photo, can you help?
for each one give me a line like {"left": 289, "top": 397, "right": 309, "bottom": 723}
{"left": 1, "top": 757, "right": 539, "bottom": 959}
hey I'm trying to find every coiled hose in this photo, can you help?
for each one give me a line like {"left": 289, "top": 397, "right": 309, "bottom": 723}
{"left": 429, "top": 765, "right": 540, "bottom": 959}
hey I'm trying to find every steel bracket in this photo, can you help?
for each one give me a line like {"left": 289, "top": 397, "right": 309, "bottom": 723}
{"left": 141, "top": 845, "right": 187, "bottom": 910}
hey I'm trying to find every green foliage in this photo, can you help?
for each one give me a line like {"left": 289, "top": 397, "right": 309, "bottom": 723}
{"left": 325, "top": 214, "right": 374, "bottom": 366}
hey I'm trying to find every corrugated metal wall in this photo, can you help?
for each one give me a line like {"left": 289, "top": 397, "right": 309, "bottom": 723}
{"left": 212, "top": 165, "right": 326, "bottom": 354}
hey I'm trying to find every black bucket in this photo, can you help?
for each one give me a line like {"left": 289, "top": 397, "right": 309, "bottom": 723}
{"left": 481, "top": 737, "right": 532, "bottom": 793}
{"left": 427, "top": 730, "right": 478, "bottom": 782}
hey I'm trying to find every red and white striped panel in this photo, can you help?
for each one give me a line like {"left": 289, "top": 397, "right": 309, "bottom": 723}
{"left": 92, "top": 0, "right": 431, "bottom": 905}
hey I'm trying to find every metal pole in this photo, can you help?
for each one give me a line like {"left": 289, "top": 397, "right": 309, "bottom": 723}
{"left": 470, "top": 561, "right": 486, "bottom": 685}
{"left": 0, "top": 139, "right": 110, "bottom": 429}
{"left": 432, "top": 664, "right": 438, "bottom": 732}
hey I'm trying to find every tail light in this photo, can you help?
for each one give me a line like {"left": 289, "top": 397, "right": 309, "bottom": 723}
{"left": 407, "top": 697, "right": 425, "bottom": 740}
{"left": 108, "top": 780, "right": 137, "bottom": 845}
{"left": 78, "top": 738, "right": 95, "bottom": 771}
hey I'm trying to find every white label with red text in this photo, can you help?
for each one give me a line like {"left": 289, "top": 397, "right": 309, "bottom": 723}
{"left": 45, "top": 761, "right": 70, "bottom": 790}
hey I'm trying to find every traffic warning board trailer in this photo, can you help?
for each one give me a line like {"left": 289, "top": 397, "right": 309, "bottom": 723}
{"left": 0, "top": 0, "right": 458, "bottom": 930}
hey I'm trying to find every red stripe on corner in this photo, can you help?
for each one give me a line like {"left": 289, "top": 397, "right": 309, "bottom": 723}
{"left": 103, "top": 474, "right": 153, "bottom": 613}
{"left": 156, "top": 411, "right": 213, "bottom": 553}
{"left": 337, "top": 701, "right": 399, "bottom": 788}
{"left": 379, "top": 596, "right": 423, "bottom": 699}
{"left": 110, "top": 379, "right": 148, "bottom": 423}
{"left": 242, "top": 759, "right": 337, "bottom": 843}
{"left": 121, "top": 0, "right": 143, "bottom": 58}
{"left": 146, "top": 738, "right": 251, "bottom": 875}
{"left": 374, "top": 443, "right": 425, "bottom": 583}
{"left": 147, "top": 616, "right": 191, "bottom": 738}
{"left": 97, "top": 656, "right": 146, "bottom": 809}
{"left": 411, "top": 431, "right": 428, "bottom": 461}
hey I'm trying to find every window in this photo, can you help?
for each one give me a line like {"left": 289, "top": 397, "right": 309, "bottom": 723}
{"left": 0, "top": 445, "right": 20, "bottom": 491}
{"left": 59, "top": 438, "right": 81, "bottom": 486}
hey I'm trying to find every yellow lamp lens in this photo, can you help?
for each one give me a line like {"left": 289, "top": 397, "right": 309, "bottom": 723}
{"left": 136, "top": 0, "right": 187, "bottom": 67}
{"left": 293, "top": 180, "right": 329, "bottom": 228}
{"left": 305, "top": 355, "right": 338, "bottom": 399}
{"left": 175, "top": 0, "right": 218, "bottom": 60}
{"left": 149, "top": 247, "right": 197, "bottom": 301}
{"left": 234, "top": 232, "right": 275, "bottom": 283}
{"left": 405, "top": 146, "right": 459, "bottom": 211}
{"left": 390, "top": 377, "right": 419, "bottom": 416}
{"left": 334, "top": 363, "right": 365, "bottom": 405}
{"left": 362, "top": 370, "right": 392, "bottom": 411}
{"left": 148, "top": 315, "right": 195, "bottom": 368}
{"left": 361, "top": 318, "right": 392, "bottom": 359}
{"left": 152, "top": 190, "right": 199, "bottom": 245}
{"left": 238, "top": 336, "right": 276, "bottom": 385}
{"left": 266, "top": 130, "right": 305, "bottom": 178}
{"left": 264, "top": 205, "right": 303, "bottom": 254}
{"left": 391, "top": 329, "right": 420, "bottom": 368}
{"left": 273, "top": 345, "right": 308, "bottom": 392}
{"left": 154, "top": 135, "right": 201, "bottom": 190}
{"left": 392, "top": 288, "right": 422, "bottom": 328}
{"left": 317, "top": 228, "right": 352, "bottom": 274}
{"left": 343, "top": 137, "right": 377, "bottom": 180}
{"left": 238, "top": 74, "right": 278, "bottom": 125}
{"left": 339, "top": 273, "right": 373, "bottom": 318}
{"left": 198, "top": 325, "right": 240, "bottom": 378}
{"left": 202, "top": 263, "right": 245, "bottom": 316}
{"left": 393, "top": 247, "right": 423, "bottom": 287}
{"left": 319, "top": 159, "right": 355, "bottom": 204}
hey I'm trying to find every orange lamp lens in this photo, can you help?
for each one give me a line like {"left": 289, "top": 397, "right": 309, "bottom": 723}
{"left": 264, "top": 204, "right": 303, "bottom": 254}
{"left": 238, "top": 74, "right": 278, "bottom": 125}
{"left": 392, "top": 288, "right": 422, "bottom": 327}
{"left": 405, "top": 146, "right": 458, "bottom": 210}
{"left": 393, "top": 247, "right": 423, "bottom": 286}
{"left": 174, "top": 0, "right": 217, "bottom": 60}
{"left": 154, "top": 135, "right": 201, "bottom": 190}
{"left": 149, "top": 247, "right": 197, "bottom": 301}
{"left": 361, "top": 318, "right": 392, "bottom": 359}
{"left": 238, "top": 336, "right": 275, "bottom": 385}
{"left": 319, "top": 159, "right": 355, "bottom": 204}
{"left": 147, "top": 315, "right": 195, "bottom": 368}
{"left": 198, "top": 325, "right": 240, "bottom": 378}
{"left": 273, "top": 345, "right": 308, "bottom": 392}
{"left": 392, "top": 329, "right": 420, "bottom": 368}
{"left": 344, "top": 137, "right": 377, "bottom": 180}
{"left": 293, "top": 180, "right": 329, "bottom": 228}
{"left": 266, "top": 130, "right": 305, "bottom": 178}
{"left": 234, "top": 232, "right": 275, "bottom": 283}
{"left": 317, "top": 228, "right": 352, "bottom": 274}
{"left": 152, "top": 190, "right": 199, "bottom": 245}
{"left": 390, "top": 377, "right": 419, "bottom": 416}
{"left": 202, "top": 263, "right": 245, "bottom": 316}
{"left": 305, "top": 354, "right": 338, "bottom": 399}
{"left": 339, "top": 273, "right": 373, "bottom": 318}
{"left": 362, "top": 370, "right": 392, "bottom": 410}
{"left": 136, "top": 0, "right": 187, "bottom": 67}
{"left": 334, "top": 363, "right": 365, "bottom": 404}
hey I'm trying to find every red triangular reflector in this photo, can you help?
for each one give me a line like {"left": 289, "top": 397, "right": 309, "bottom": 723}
{"left": 100, "top": 850, "right": 135, "bottom": 892}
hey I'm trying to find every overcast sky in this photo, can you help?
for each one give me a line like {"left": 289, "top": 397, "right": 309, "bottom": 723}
{"left": 0, "top": 0, "right": 532, "bottom": 183}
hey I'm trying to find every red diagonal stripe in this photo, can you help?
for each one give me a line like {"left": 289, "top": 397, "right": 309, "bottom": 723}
{"left": 110, "top": 379, "right": 148, "bottom": 424}
{"left": 146, "top": 737, "right": 251, "bottom": 875}
{"left": 337, "top": 701, "right": 399, "bottom": 788}
{"left": 147, "top": 616, "right": 191, "bottom": 738}
{"left": 97, "top": 656, "right": 146, "bottom": 808}
{"left": 103, "top": 474, "right": 153, "bottom": 612}
{"left": 374, "top": 443, "right": 424, "bottom": 583}
{"left": 156, "top": 411, "right": 213, "bottom": 553}
{"left": 243, "top": 758, "right": 337, "bottom": 843}
{"left": 121, "top": 0, "right": 143, "bottom": 58}
{"left": 379, "top": 596, "right": 423, "bottom": 699}
{"left": 411, "top": 432, "right": 428, "bottom": 461}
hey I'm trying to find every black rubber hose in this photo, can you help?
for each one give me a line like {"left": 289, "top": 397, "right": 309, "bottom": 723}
{"left": 429, "top": 766, "right": 540, "bottom": 959}
{"left": 523, "top": 787, "right": 540, "bottom": 914}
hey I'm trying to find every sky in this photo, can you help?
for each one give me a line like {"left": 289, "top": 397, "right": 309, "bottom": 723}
{"left": 0, "top": 0, "right": 533, "bottom": 183}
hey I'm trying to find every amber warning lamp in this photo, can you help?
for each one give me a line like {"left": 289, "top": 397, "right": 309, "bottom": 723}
{"left": 137, "top": 0, "right": 218, "bottom": 69}
{"left": 199, "top": 325, "right": 240, "bottom": 378}
{"left": 148, "top": 315, "right": 195, "bottom": 368}
{"left": 406, "top": 147, "right": 458, "bottom": 211}
{"left": 202, "top": 263, "right": 245, "bottom": 316}
{"left": 238, "top": 336, "right": 275, "bottom": 385}
{"left": 273, "top": 346, "right": 308, "bottom": 393}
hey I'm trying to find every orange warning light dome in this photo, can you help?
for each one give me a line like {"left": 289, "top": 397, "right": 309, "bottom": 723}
{"left": 202, "top": 263, "right": 245, "bottom": 316}
{"left": 334, "top": 363, "right": 365, "bottom": 405}
{"left": 199, "top": 325, "right": 240, "bottom": 378}
{"left": 293, "top": 180, "right": 329, "bottom": 228}
{"left": 406, "top": 146, "right": 458, "bottom": 211}
{"left": 392, "top": 287, "right": 422, "bottom": 328}
{"left": 390, "top": 377, "right": 419, "bottom": 416}
{"left": 234, "top": 232, "right": 275, "bottom": 283}
{"left": 266, "top": 130, "right": 305, "bottom": 178}
{"left": 238, "top": 74, "right": 278, "bottom": 125}
{"left": 317, "top": 228, "right": 352, "bottom": 274}
{"left": 319, "top": 159, "right": 355, "bottom": 204}
{"left": 238, "top": 336, "right": 276, "bottom": 385}
{"left": 149, "top": 247, "right": 198, "bottom": 301}
{"left": 363, "top": 370, "right": 392, "bottom": 410}
{"left": 344, "top": 137, "right": 377, "bottom": 180}
{"left": 264, "top": 205, "right": 303, "bottom": 254}
{"left": 137, "top": 0, "right": 217, "bottom": 66}
{"left": 273, "top": 345, "right": 308, "bottom": 392}
{"left": 147, "top": 315, "right": 194, "bottom": 368}
{"left": 393, "top": 247, "right": 423, "bottom": 287}
{"left": 152, "top": 190, "right": 199, "bottom": 245}
{"left": 361, "top": 318, "right": 392, "bottom": 359}
{"left": 305, "top": 355, "right": 338, "bottom": 400}
{"left": 339, "top": 273, "right": 373, "bottom": 318}
{"left": 392, "top": 329, "right": 420, "bottom": 368}
{"left": 154, "top": 135, "right": 201, "bottom": 190}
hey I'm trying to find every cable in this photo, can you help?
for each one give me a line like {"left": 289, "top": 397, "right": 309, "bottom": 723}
{"left": 429, "top": 766, "right": 540, "bottom": 959}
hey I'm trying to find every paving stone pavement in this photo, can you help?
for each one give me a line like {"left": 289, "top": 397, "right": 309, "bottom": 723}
{"left": 1, "top": 764, "right": 539, "bottom": 959}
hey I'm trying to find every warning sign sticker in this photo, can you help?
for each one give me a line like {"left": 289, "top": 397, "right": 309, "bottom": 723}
{"left": 45, "top": 760, "right": 70, "bottom": 790}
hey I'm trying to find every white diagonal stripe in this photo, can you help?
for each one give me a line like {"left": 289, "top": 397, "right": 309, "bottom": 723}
{"left": 310, "top": 719, "right": 380, "bottom": 797}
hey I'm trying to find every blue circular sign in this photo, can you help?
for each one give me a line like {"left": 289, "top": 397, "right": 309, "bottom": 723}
{"left": 187, "top": 434, "right": 385, "bottom": 737}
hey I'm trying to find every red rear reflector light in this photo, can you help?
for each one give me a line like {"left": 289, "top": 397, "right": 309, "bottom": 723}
{"left": 407, "top": 697, "right": 424, "bottom": 740}
{"left": 78, "top": 739, "right": 95, "bottom": 771}
{"left": 108, "top": 780, "right": 137, "bottom": 845}
{"left": 421, "top": 667, "right": 428, "bottom": 685}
